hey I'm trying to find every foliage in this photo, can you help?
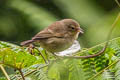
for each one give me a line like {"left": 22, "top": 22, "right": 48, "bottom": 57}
{"left": 0, "top": 37, "right": 120, "bottom": 80}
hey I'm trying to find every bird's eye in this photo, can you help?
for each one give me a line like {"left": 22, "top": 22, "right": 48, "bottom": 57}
{"left": 69, "top": 25, "right": 75, "bottom": 30}
{"left": 71, "top": 27, "right": 75, "bottom": 29}
{"left": 67, "top": 24, "right": 75, "bottom": 31}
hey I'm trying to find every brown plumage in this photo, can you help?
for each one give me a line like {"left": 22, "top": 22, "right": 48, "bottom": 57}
{"left": 21, "top": 19, "right": 83, "bottom": 53}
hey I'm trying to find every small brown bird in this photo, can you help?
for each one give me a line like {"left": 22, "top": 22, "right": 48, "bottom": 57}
{"left": 21, "top": 19, "right": 83, "bottom": 53}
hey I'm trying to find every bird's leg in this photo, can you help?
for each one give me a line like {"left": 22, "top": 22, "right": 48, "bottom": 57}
{"left": 28, "top": 44, "right": 35, "bottom": 55}
{"left": 28, "top": 44, "right": 47, "bottom": 64}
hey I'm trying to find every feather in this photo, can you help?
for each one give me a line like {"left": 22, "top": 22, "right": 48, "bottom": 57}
{"left": 21, "top": 40, "right": 35, "bottom": 46}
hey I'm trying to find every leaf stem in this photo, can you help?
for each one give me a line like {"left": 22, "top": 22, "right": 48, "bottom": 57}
{"left": 0, "top": 65, "right": 11, "bottom": 80}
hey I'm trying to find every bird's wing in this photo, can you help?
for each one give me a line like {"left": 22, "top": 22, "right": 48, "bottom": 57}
{"left": 32, "top": 29, "right": 63, "bottom": 40}
{"left": 32, "top": 21, "right": 65, "bottom": 40}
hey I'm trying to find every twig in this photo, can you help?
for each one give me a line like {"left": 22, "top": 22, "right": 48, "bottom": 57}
{"left": 0, "top": 65, "right": 11, "bottom": 80}
{"left": 18, "top": 69, "right": 25, "bottom": 80}
{"left": 35, "top": 47, "right": 47, "bottom": 64}
{"left": 44, "top": 50, "right": 50, "bottom": 62}
{"left": 18, "top": 60, "right": 25, "bottom": 80}
{"left": 16, "top": 64, "right": 49, "bottom": 80}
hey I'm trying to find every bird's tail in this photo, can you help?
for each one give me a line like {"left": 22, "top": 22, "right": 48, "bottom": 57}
{"left": 21, "top": 40, "right": 35, "bottom": 46}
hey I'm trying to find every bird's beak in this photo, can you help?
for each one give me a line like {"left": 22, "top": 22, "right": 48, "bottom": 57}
{"left": 76, "top": 27, "right": 84, "bottom": 33}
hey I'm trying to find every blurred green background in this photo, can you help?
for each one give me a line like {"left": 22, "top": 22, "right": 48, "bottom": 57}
{"left": 0, "top": 0, "right": 120, "bottom": 47}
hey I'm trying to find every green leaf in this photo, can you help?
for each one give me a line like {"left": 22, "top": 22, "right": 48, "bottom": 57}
{"left": 0, "top": 41, "right": 37, "bottom": 69}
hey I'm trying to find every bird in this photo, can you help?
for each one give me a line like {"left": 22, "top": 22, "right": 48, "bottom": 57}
{"left": 21, "top": 19, "right": 84, "bottom": 54}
